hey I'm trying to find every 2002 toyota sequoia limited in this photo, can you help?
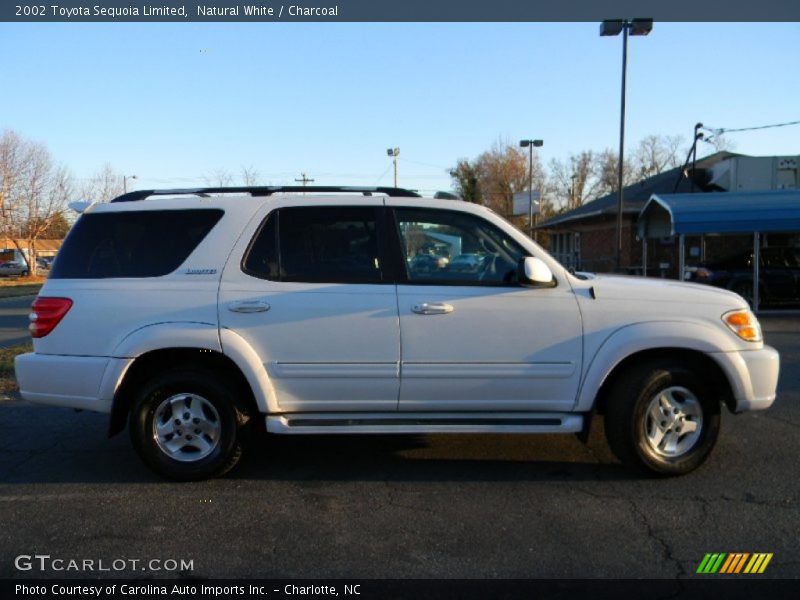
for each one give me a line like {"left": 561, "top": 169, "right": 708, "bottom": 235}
{"left": 15, "top": 186, "right": 780, "bottom": 480}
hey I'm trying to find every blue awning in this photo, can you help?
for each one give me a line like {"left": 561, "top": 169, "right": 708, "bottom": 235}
{"left": 638, "top": 190, "right": 800, "bottom": 237}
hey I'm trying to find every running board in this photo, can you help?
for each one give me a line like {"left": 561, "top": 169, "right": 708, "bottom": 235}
{"left": 266, "top": 412, "right": 583, "bottom": 435}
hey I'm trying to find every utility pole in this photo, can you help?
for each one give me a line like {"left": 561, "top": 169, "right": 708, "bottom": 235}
{"left": 294, "top": 173, "right": 315, "bottom": 187}
{"left": 386, "top": 148, "right": 400, "bottom": 187}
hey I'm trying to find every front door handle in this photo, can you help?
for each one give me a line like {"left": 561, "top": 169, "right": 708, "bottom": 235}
{"left": 412, "top": 302, "right": 454, "bottom": 315}
{"left": 228, "top": 300, "right": 271, "bottom": 313}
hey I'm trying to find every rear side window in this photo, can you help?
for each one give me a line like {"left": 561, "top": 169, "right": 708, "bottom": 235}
{"left": 50, "top": 209, "right": 223, "bottom": 279}
{"left": 243, "top": 206, "right": 382, "bottom": 283}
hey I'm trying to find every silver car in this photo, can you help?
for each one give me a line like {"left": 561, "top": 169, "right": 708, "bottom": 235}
{"left": 0, "top": 261, "right": 29, "bottom": 277}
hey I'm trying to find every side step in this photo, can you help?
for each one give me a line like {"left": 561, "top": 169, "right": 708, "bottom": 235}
{"left": 266, "top": 412, "right": 583, "bottom": 435}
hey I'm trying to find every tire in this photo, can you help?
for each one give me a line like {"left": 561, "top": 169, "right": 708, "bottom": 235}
{"left": 604, "top": 360, "right": 721, "bottom": 476}
{"left": 129, "top": 368, "right": 246, "bottom": 481}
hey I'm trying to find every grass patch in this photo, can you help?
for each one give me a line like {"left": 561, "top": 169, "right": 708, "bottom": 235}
{"left": 0, "top": 276, "right": 44, "bottom": 298}
{"left": 0, "top": 343, "right": 32, "bottom": 396}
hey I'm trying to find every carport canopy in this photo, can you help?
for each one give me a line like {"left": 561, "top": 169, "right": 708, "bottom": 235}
{"left": 636, "top": 189, "right": 800, "bottom": 313}
{"left": 638, "top": 189, "right": 800, "bottom": 238}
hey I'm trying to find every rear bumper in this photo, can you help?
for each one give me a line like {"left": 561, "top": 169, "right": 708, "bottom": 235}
{"left": 710, "top": 345, "right": 780, "bottom": 412}
{"left": 14, "top": 353, "right": 133, "bottom": 414}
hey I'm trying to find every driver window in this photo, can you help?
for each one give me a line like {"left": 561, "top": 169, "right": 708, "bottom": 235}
{"left": 394, "top": 208, "right": 528, "bottom": 285}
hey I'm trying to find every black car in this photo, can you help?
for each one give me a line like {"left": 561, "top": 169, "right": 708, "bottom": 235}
{"left": 690, "top": 247, "right": 800, "bottom": 307}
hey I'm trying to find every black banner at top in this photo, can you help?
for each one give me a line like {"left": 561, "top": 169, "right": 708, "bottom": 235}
{"left": 2, "top": 0, "right": 800, "bottom": 22}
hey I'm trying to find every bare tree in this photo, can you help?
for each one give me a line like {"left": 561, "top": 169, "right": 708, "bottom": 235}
{"left": 633, "top": 134, "right": 683, "bottom": 179}
{"left": 240, "top": 166, "right": 260, "bottom": 186}
{"left": 0, "top": 130, "right": 72, "bottom": 276}
{"left": 80, "top": 163, "right": 124, "bottom": 203}
{"left": 205, "top": 168, "right": 234, "bottom": 187}
{"left": 548, "top": 151, "right": 598, "bottom": 211}
{"left": 0, "top": 131, "right": 26, "bottom": 240}
{"left": 702, "top": 133, "right": 736, "bottom": 153}
{"left": 593, "top": 148, "right": 639, "bottom": 199}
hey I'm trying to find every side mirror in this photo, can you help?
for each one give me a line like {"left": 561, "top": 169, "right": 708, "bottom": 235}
{"left": 519, "top": 257, "right": 556, "bottom": 287}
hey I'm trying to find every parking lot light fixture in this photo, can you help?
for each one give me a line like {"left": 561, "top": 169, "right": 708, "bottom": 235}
{"left": 123, "top": 174, "right": 138, "bottom": 194}
{"left": 387, "top": 148, "right": 400, "bottom": 187}
{"left": 519, "top": 139, "right": 544, "bottom": 239}
{"left": 600, "top": 18, "right": 653, "bottom": 271}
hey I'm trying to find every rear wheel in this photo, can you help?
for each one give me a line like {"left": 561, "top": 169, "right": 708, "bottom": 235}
{"left": 604, "top": 360, "right": 720, "bottom": 476}
{"left": 129, "top": 368, "right": 246, "bottom": 480}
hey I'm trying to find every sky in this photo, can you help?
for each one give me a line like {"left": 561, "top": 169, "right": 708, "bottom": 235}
{"left": 1, "top": 22, "right": 798, "bottom": 196}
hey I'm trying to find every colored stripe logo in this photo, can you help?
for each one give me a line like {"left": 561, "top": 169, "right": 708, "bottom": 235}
{"left": 697, "top": 553, "right": 773, "bottom": 574}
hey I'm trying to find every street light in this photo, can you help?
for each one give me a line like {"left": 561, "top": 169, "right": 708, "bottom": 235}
{"left": 123, "top": 174, "right": 137, "bottom": 194}
{"left": 386, "top": 148, "right": 400, "bottom": 187}
{"left": 570, "top": 173, "right": 578, "bottom": 210}
{"left": 520, "top": 139, "right": 544, "bottom": 240}
{"left": 600, "top": 18, "right": 653, "bottom": 271}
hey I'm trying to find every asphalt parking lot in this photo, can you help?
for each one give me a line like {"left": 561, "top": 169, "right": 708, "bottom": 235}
{"left": 0, "top": 314, "right": 798, "bottom": 580}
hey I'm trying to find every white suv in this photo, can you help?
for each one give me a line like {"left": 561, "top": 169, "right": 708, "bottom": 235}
{"left": 15, "top": 186, "right": 780, "bottom": 480}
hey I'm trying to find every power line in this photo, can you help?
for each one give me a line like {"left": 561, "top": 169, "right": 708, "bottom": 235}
{"left": 373, "top": 163, "right": 392, "bottom": 186}
{"left": 703, "top": 119, "right": 800, "bottom": 135}
{"left": 399, "top": 157, "right": 451, "bottom": 171}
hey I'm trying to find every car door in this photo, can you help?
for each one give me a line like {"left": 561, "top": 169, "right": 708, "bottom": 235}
{"left": 388, "top": 204, "right": 583, "bottom": 412}
{"left": 219, "top": 200, "right": 400, "bottom": 412}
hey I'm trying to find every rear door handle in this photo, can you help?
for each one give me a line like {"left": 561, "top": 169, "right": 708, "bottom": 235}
{"left": 228, "top": 300, "right": 270, "bottom": 313}
{"left": 412, "top": 302, "right": 454, "bottom": 315}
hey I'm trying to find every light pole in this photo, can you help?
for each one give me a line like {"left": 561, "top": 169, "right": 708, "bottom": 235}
{"left": 386, "top": 147, "right": 399, "bottom": 187}
{"left": 123, "top": 174, "right": 137, "bottom": 194}
{"left": 691, "top": 122, "right": 704, "bottom": 193}
{"left": 600, "top": 18, "right": 653, "bottom": 271}
{"left": 570, "top": 173, "right": 577, "bottom": 210}
{"left": 519, "top": 139, "right": 543, "bottom": 240}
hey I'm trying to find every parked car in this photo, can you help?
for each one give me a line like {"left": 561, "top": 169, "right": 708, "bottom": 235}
{"left": 447, "top": 253, "right": 488, "bottom": 272}
{"left": 0, "top": 261, "right": 29, "bottom": 277}
{"left": 689, "top": 247, "right": 800, "bottom": 307}
{"left": 36, "top": 257, "right": 53, "bottom": 270}
{"left": 15, "top": 186, "right": 779, "bottom": 480}
{"left": 408, "top": 253, "right": 449, "bottom": 274}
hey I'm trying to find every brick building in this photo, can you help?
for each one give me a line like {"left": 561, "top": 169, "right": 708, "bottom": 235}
{"left": 538, "top": 152, "right": 800, "bottom": 277}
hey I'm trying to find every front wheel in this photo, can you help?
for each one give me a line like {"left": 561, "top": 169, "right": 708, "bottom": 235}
{"left": 604, "top": 360, "right": 721, "bottom": 476}
{"left": 129, "top": 368, "right": 246, "bottom": 480}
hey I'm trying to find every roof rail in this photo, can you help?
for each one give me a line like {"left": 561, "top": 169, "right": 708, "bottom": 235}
{"left": 110, "top": 185, "right": 422, "bottom": 203}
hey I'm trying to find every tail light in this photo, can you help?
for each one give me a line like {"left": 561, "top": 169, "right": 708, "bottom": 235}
{"left": 29, "top": 297, "right": 73, "bottom": 338}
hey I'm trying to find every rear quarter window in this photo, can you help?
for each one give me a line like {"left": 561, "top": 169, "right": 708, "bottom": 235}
{"left": 50, "top": 209, "right": 224, "bottom": 279}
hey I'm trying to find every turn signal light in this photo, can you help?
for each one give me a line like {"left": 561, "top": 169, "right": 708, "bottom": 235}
{"left": 29, "top": 297, "right": 73, "bottom": 338}
{"left": 722, "top": 310, "right": 762, "bottom": 343}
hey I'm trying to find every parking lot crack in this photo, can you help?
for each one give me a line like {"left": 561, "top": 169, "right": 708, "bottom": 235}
{"left": 627, "top": 496, "right": 688, "bottom": 582}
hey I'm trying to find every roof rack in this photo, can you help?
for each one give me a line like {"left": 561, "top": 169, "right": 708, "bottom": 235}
{"left": 110, "top": 186, "right": 422, "bottom": 203}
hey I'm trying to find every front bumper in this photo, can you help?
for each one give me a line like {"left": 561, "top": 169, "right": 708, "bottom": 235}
{"left": 14, "top": 353, "right": 133, "bottom": 414}
{"left": 710, "top": 345, "right": 780, "bottom": 412}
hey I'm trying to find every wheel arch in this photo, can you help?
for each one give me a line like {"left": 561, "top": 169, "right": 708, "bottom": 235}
{"left": 591, "top": 347, "right": 737, "bottom": 416}
{"left": 108, "top": 347, "right": 263, "bottom": 437}
{"left": 577, "top": 321, "right": 744, "bottom": 415}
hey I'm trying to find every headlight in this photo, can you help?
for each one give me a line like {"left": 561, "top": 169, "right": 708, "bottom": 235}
{"left": 722, "top": 309, "right": 762, "bottom": 342}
